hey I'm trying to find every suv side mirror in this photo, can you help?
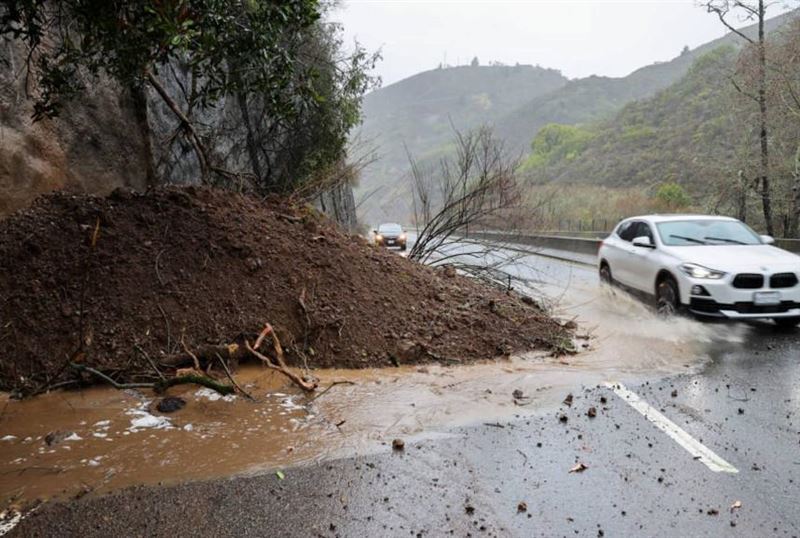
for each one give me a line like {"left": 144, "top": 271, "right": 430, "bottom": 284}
{"left": 632, "top": 236, "right": 654, "bottom": 248}
{"left": 760, "top": 234, "right": 775, "bottom": 245}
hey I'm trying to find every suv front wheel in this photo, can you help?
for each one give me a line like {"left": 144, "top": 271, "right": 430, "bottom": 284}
{"left": 656, "top": 277, "right": 680, "bottom": 316}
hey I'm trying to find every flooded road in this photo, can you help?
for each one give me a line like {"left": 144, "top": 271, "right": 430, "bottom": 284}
{"left": 0, "top": 252, "right": 748, "bottom": 510}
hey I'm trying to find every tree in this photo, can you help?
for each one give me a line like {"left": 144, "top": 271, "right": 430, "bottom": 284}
{"left": 765, "top": 18, "right": 800, "bottom": 236}
{"left": 704, "top": 0, "right": 775, "bottom": 234}
{"left": 654, "top": 182, "right": 691, "bottom": 210}
{"left": 0, "top": 0, "right": 377, "bottom": 196}
{"left": 408, "top": 127, "right": 522, "bottom": 271}
{"left": 471, "top": 56, "right": 479, "bottom": 67}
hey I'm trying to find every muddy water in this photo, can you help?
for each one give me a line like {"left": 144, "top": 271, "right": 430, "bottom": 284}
{"left": 0, "top": 257, "right": 749, "bottom": 509}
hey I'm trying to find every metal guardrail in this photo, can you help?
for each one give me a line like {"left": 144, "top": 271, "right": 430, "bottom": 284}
{"left": 466, "top": 230, "right": 800, "bottom": 255}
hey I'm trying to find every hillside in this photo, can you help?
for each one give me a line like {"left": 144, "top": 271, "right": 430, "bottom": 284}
{"left": 355, "top": 10, "right": 797, "bottom": 225}
{"left": 356, "top": 64, "right": 567, "bottom": 223}
{"left": 522, "top": 46, "right": 738, "bottom": 194}
{"left": 495, "top": 10, "right": 793, "bottom": 146}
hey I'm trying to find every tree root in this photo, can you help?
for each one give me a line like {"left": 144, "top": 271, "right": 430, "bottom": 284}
{"left": 245, "top": 324, "right": 317, "bottom": 392}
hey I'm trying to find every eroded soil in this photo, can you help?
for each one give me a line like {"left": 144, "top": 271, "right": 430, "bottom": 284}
{"left": 0, "top": 187, "right": 568, "bottom": 395}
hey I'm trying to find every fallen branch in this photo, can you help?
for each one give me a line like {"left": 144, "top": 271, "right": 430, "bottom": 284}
{"left": 181, "top": 335, "right": 202, "bottom": 371}
{"left": 154, "top": 374, "right": 234, "bottom": 396}
{"left": 215, "top": 352, "right": 255, "bottom": 400}
{"left": 310, "top": 380, "right": 355, "bottom": 402}
{"left": 135, "top": 344, "right": 165, "bottom": 381}
{"left": 70, "top": 363, "right": 157, "bottom": 390}
{"left": 155, "top": 249, "right": 166, "bottom": 287}
{"left": 71, "top": 363, "right": 234, "bottom": 396}
{"left": 276, "top": 213, "right": 302, "bottom": 224}
{"left": 159, "top": 342, "right": 247, "bottom": 369}
{"left": 245, "top": 328, "right": 317, "bottom": 392}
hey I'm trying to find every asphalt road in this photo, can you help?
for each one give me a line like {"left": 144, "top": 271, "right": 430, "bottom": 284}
{"left": 9, "top": 251, "right": 800, "bottom": 537}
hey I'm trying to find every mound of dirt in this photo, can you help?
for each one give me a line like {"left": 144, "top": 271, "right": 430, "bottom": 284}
{"left": 0, "top": 187, "right": 570, "bottom": 395}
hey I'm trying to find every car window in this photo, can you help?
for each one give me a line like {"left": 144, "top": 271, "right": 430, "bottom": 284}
{"left": 656, "top": 220, "right": 761, "bottom": 246}
{"left": 378, "top": 223, "right": 403, "bottom": 234}
{"left": 633, "top": 222, "right": 654, "bottom": 242}
{"left": 618, "top": 221, "right": 639, "bottom": 242}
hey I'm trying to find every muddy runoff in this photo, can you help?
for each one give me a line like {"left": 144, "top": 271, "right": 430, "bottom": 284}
{"left": 0, "top": 260, "right": 747, "bottom": 509}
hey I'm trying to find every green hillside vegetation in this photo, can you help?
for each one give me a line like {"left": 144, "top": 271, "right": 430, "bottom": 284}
{"left": 494, "top": 11, "right": 793, "bottom": 147}
{"left": 355, "top": 10, "right": 797, "bottom": 226}
{"left": 522, "top": 46, "right": 738, "bottom": 194}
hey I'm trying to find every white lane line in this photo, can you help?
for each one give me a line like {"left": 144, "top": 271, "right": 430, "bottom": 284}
{"left": 604, "top": 382, "right": 738, "bottom": 474}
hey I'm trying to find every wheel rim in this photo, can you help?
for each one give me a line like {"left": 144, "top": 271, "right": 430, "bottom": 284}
{"left": 600, "top": 266, "right": 611, "bottom": 283}
{"left": 657, "top": 281, "right": 677, "bottom": 315}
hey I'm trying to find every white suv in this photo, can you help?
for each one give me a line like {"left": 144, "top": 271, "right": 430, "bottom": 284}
{"left": 598, "top": 215, "right": 800, "bottom": 326}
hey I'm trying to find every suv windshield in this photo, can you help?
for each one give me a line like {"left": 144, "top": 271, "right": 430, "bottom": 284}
{"left": 656, "top": 220, "right": 762, "bottom": 246}
{"left": 378, "top": 223, "right": 403, "bottom": 234}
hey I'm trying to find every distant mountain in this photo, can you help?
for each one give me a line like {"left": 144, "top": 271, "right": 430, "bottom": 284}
{"left": 495, "top": 9, "right": 795, "bottom": 146}
{"left": 355, "top": 64, "right": 568, "bottom": 224}
{"left": 354, "top": 10, "right": 797, "bottom": 225}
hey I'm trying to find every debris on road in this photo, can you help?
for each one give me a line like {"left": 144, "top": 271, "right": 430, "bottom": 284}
{"left": 569, "top": 462, "right": 588, "bottom": 473}
{"left": 586, "top": 406, "right": 597, "bottom": 418}
{"left": 517, "top": 501, "right": 527, "bottom": 513}
{"left": 392, "top": 438, "right": 405, "bottom": 451}
{"left": 156, "top": 397, "right": 186, "bottom": 413}
{"left": 563, "top": 393, "right": 574, "bottom": 406}
{"left": 44, "top": 430, "right": 77, "bottom": 446}
{"left": 730, "top": 500, "right": 742, "bottom": 512}
{"left": 0, "top": 187, "right": 572, "bottom": 396}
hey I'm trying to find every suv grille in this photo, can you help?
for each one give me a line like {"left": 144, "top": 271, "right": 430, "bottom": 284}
{"left": 733, "top": 301, "right": 797, "bottom": 314}
{"left": 770, "top": 273, "right": 798, "bottom": 289}
{"left": 732, "top": 274, "right": 764, "bottom": 289}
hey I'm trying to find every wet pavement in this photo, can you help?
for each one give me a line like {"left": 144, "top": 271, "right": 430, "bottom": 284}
{"left": 4, "top": 251, "right": 800, "bottom": 536}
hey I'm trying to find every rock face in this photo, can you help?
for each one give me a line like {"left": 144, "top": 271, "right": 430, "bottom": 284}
{"left": 0, "top": 39, "right": 152, "bottom": 217}
{"left": 0, "top": 42, "right": 357, "bottom": 229}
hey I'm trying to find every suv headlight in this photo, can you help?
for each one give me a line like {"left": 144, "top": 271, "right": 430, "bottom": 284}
{"left": 680, "top": 263, "right": 726, "bottom": 279}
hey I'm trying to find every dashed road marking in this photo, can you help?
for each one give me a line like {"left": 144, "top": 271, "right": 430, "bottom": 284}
{"left": 604, "top": 382, "right": 738, "bottom": 474}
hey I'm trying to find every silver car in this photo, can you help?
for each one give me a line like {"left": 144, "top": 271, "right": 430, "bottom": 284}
{"left": 598, "top": 214, "right": 800, "bottom": 326}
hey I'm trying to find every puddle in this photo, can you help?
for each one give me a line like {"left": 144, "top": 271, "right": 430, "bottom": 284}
{"left": 0, "top": 248, "right": 749, "bottom": 509}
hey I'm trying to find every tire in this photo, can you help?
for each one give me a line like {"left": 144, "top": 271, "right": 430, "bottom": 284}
{"left": 774, "top": 317, "right": 800, "bottom": 329}
{"left": 599, "top": 263, "right": 613, "bottom": 284}
{"left": 656, "top": 276, "right": 680, "bottom": 316}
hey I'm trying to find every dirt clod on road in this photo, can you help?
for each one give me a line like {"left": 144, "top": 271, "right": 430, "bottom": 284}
{"left": 0, "top": 187, "right": 569, "bottom": 395}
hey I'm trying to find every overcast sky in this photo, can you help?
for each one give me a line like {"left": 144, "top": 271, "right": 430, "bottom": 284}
{"left": 332, "top": 0, "right": 792, "bottom": 86}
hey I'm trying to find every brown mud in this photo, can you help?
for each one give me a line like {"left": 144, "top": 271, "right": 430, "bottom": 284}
{"left": 0, "top": 187, "right": 569, "bottom": 395}
{"left": 0, "top": 274, "right": 746, "bottom": 510}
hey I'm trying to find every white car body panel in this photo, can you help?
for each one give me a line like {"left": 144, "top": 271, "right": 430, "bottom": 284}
{"left": 598, "top": 215, "right": 800, "bottom": 320}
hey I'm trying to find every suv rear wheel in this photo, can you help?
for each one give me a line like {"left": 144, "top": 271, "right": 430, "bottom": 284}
{"left": 656, "top": 276, "right": 680, "bottom": 316}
